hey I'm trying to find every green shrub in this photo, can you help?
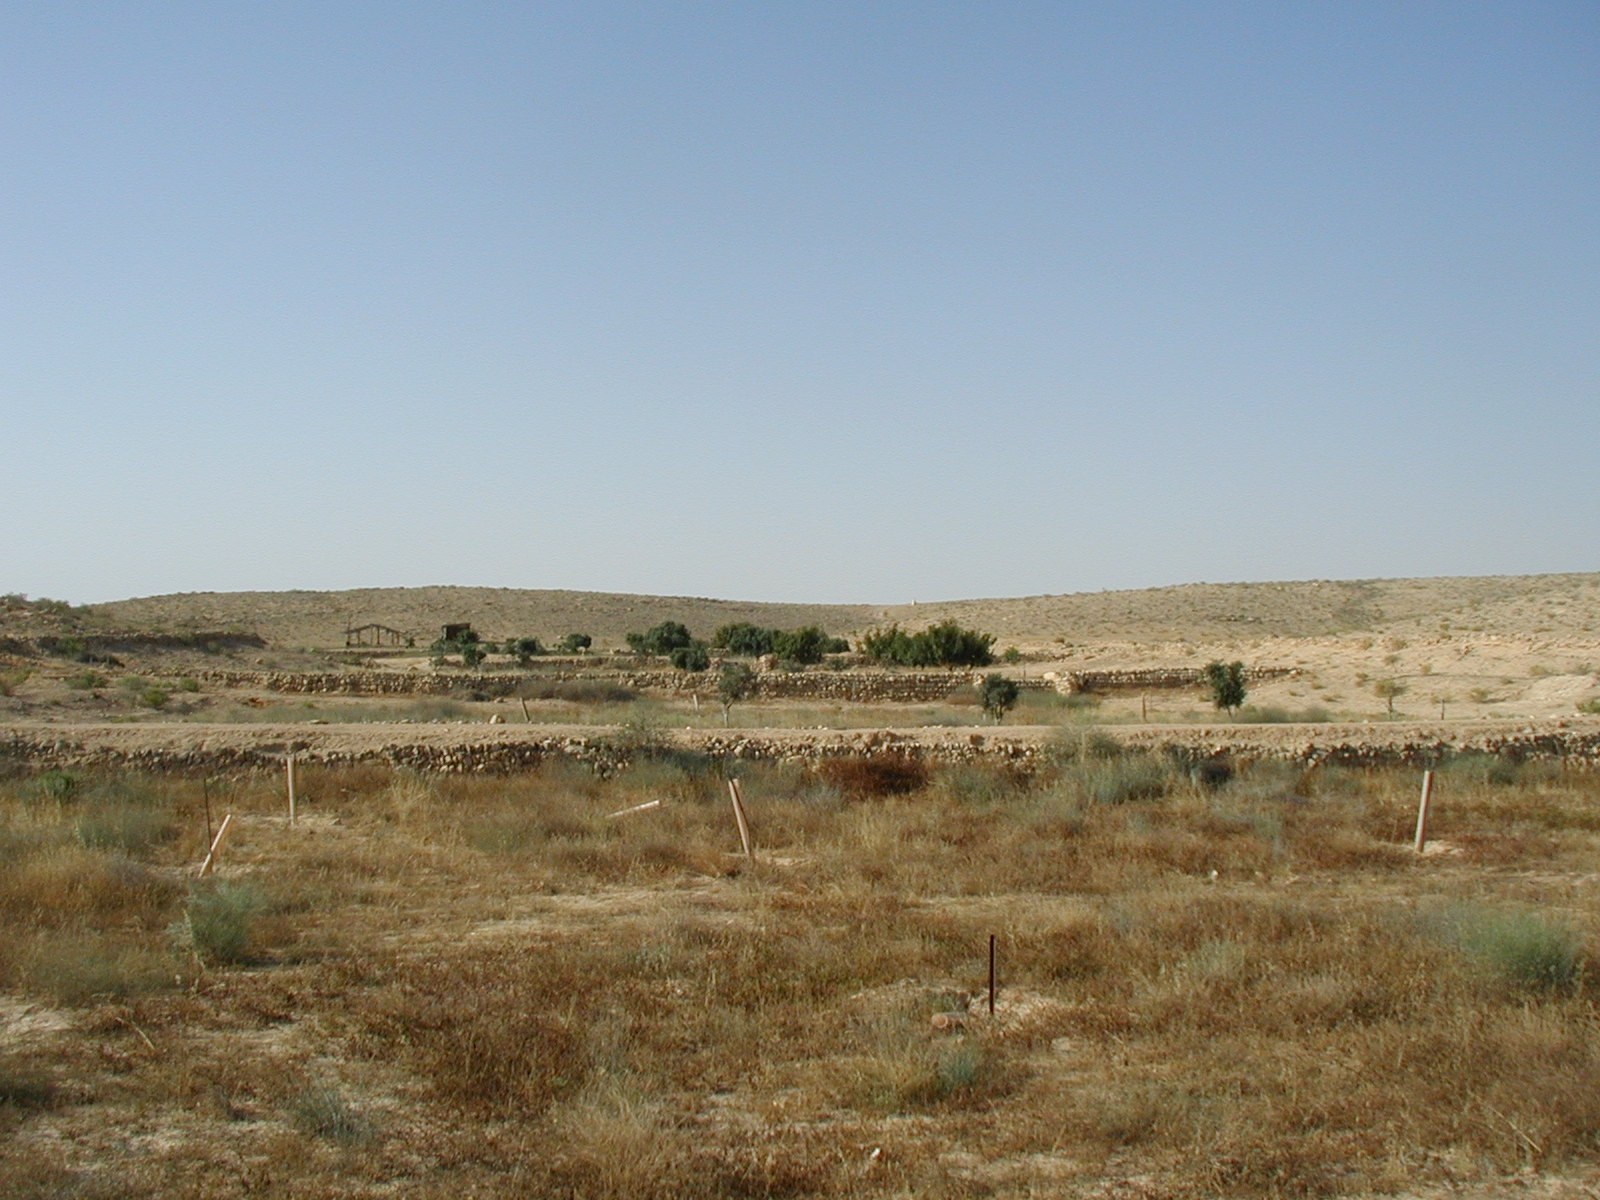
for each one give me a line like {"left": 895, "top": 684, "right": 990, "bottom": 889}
{"left": 176, "top": 677, "right": 200, "bottom": 693}
{"left": 31, "top": 770, "right": 78, "bottom": 801}
{"left": 137, "top": 687, "right": 170, "bottom": 710}
{"left": 176, "top": 882, "right": 266, "bottom": 965}
{"left": 65, "top": 671, "right": 107, "bottom": 690}
{"left": 1577, "top": 697, "right": 1600, "bottom": 715}
{"left": 1451, "top": 906, "right": 1582, "bottom": 991}
{"left": 557, "top": 633, "right": 592, "bottom": 653}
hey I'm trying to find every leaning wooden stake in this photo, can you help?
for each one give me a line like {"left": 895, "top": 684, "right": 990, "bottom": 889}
{"left": 286, "top": 754, "right": 297, "bottom": 826}
{"left": 198, "top": 814, "right": 234, "bottom": 877}
{"left": 519, "top": 696, "right": 531, "bottom": 723}
{"left": 728, "top": 778, "right": 753, "bottom": 858}
{"left": 606, "top": 798, "right": 662, "bottom": 820}
{"left": 1413, "top": 769, "right": 1435, "bottom": 853}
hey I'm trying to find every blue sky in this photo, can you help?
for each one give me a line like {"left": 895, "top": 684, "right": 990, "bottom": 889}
{"left": 3, "top": 2, "right": 1595, "bottom": 604}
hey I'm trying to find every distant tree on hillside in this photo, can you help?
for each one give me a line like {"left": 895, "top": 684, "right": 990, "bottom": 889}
{"left": 670, "top": 641, "right": 710, "bottom": 672}
{"left": 980, "top": 674, "right": 1021, "bottom": 723}
{"left": 1374, "top": 678, "right": 1408, "bottom": 715}
{"left": 861, "top": 621, "right": 995, "bottom": 668}
{"left": 713, "top": 623, "right": 776, "bottom": 657}
{"left": 717, "top": 661, "right": 756, "bottom": 725}
{"left": 627, "top": 622, "right": 694, "bottom": 656}
{"left": 504, "top": 636, "right": 545, "bottom": 666}
{"left": 1203, "top": 661, "right": 1247, "bottom": 715}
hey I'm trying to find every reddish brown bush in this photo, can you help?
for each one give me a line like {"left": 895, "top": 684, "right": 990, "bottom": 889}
{"left": 819, "top": 754, "right": 931, "bottom": 799}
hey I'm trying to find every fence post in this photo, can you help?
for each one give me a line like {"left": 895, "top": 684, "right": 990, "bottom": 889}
{"left": 988, "top": 933, "right": 997, "bottom": 1015}
{"left": 286, "top": 754, "right": 297, "bottom": 826}
{"left": 1413, "top": 769, "right": 1435, "bottom": 853}
{"left": 728, "top": 779, "right": 753, "bottom": 858}
{"left": 198, "top": 814, "right": 234, "bottom": 877}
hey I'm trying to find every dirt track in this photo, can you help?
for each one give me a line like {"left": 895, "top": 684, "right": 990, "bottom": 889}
{"left": 6, "top": 717, "right": 1599, "bottom": 774}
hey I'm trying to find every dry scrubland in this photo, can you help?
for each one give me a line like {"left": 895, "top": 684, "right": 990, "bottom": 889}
{"left": 5, "top": 574, "right": 1600, "bottom": 1198}
{"left": 78, "top": 574, "right": 1600, "bottom": 649}
{"left": 5, "top": 748, "right": 1600, "bottom": 1198}
{"left": 3, "top": 573, "right": 1591, "bottom": 725}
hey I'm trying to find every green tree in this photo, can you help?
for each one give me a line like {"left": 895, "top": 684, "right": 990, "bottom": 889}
{"left": 557, "top": 633, "right": 592, "bottom": 654}
{"left": 713, "top": 623, "right": 776, "bottom": 657}
{"left": 861, "top": 621, "right": 995, "bottom": 668}
{"left": 504, "top": 636, "right": 545, "bottom": 666}
{"left": 627, "top": 621, "right": 694, "bottom": 656}
{"left": 772, "top": 625, "right": 831, "bottom": 665}
{"left": 429, "top": 628, "right": 485, "bottom": 669}
{"left": 717, "top": 661, "right": 756, "bottom": 725}
{"left": 979, "top": 673, "right": 1021, "bottom": 723}
{"left": 669, "top": 641, "right": 710, "bottom": 672}
{"left": 1203, "top": 661, "right": 1247, "bottom": 715}
{"left": 1374, "top": 678, "right": 1408, "bottom": 715}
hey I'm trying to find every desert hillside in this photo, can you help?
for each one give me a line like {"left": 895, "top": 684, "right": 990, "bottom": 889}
{"left": 73, "top": 572, "right": 1600, "bottom": 649}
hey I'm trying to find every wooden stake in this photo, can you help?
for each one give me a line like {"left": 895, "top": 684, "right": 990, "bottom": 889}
{"left": 1413, "top": 769, "right": 1435, "bottom": 853}
{"left": 519, "top": 696, "right": 531, "bottom": 723}
{"left": 988, "top": 934, "right": 997, "bottom": 1015}
{"left": 1141, "top": 695, "right": 1148, "bottom": 723}
{"left": 198, "top": 814, "right": 233, "bottom": 877}
{"left": 606, "top": 798, "right": 662, "bottom": 820}
{"left": 286, "top": 755, "right": 297, "bottom": 826}
{"left": 728, "top": 778, "right": 753, "bottom": 858}
{"left": 202, "top": 777, "right": 214, "bottom": 845}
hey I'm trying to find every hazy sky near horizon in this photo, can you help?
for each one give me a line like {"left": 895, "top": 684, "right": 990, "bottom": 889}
{"left": 4, "top": 2, "right": 1596, "bottom": 605}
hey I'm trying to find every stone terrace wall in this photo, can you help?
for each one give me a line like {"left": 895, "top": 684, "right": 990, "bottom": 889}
{"left": 5, "top": 721, "right": 1599, "bottom": 777}
{"left": 184, "top": 668, "right": 1025, "bottom": 704}
{"left": 1048, "top": 667, "right": 1299, "bottom": 694}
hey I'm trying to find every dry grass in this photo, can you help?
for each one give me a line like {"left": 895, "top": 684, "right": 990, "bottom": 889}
{"left": 4, "top": 753, "right": 1600, "bottom": 1196}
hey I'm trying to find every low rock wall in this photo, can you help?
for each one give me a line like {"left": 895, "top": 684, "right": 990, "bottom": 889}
{"left": 185, "top": 667, "right": 1008, "bottom": 704}
{"left": 5, "top": 721, "right": 1598, "bottom": 778}
{"left": 1048, "top": 667, "right": 1298, "bottom": 694}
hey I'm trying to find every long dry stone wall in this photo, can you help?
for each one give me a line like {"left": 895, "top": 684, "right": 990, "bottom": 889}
{"left": 184, "top": 667, "right": 1012, "bottom": 704}
{"left": 1047, "top": 667, "right": 1299, "bottom": 694}
{"left": 5, "top": 720, "right": 1598, "bottom": 778}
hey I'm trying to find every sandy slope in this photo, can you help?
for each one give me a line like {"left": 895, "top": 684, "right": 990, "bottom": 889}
{"left": 78, "top": 573, "right": 1600, "bottom": 650}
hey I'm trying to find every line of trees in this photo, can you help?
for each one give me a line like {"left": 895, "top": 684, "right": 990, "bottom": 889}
{"left": 430, "top": 629, "right": 592, "bottom": 668}
{"left": 710, "top": 623, "right": 849, "bottom": 664}
{"left": 859, "top": 620, "right": 996, "bottom": 668}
